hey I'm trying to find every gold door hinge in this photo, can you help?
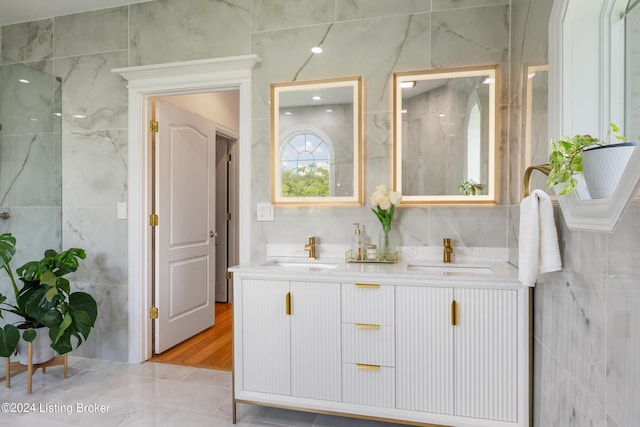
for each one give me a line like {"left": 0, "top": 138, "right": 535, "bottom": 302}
{"left": 149, "top": 214, "right": 159, "bottom": 226}
{"left": 226, "top": 154, "right": 231, "bottom": 162}
{"left": 149, "top": 307, "right": 159, "bottom": 319}
{"left": 149, "top": 120, "right": 159, "bottom": 133}
{"left": 226, "top": 271, "right": 233, "bottom": 280}
{"left": 226, "top": 212, "right": 232, "bottom": 221}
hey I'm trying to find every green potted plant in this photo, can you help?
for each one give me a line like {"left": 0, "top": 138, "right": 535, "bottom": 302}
{"left": 547, "top": 123, "right": 636, "bottom": 198}
{"left": 458, "top": 179, "right": 484, "bottom": 196}
{"left": 0, "top": 233, "right": 97, "bottom": 364}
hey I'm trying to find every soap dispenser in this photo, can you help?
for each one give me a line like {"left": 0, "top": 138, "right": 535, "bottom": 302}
{"left": 351, "top": 223, "right": 364, "bottom": 260}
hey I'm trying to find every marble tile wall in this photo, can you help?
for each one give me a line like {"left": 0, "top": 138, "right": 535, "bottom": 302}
{"left": 511, "top": 1, "right": 640, "bottom": 426}
{"left": 0, "top": 0, "right": 514, "bottom": 363}
{"left": 1, "top": 7, "right": 130, "bottom": 361}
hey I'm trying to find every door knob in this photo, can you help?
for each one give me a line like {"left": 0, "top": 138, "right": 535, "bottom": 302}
{"left": 210, "top": 230, "right": 217, "bottom": 238}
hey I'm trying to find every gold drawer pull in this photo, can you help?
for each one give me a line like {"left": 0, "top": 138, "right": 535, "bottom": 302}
{"left": 356, "top": 363, "right": 381, "bottom": 371}
{"left": 355, "top": 283, "right": 380, "bottom": 289}
{"left": 355, "top": 323, "right": 380, "bottom": 330}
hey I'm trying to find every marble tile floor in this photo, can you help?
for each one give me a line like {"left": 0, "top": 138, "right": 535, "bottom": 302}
{"left": 0, "top": 357, "right": 407, "bottom": 427}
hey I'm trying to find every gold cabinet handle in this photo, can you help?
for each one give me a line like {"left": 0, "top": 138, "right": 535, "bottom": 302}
{"left": 356, "top": 363, "right": 381, "bottom": 371}
{"left": 355, "top": 283, "right": 380, "bottom": 289}
{"left": 355, "top": 323, "right": 380, "bottom": 330}
{"left": 286, "top": 292, "right": 292, "bottom": 315}
{"left": 451, "top": 300, "right": 458, "bottom": 326}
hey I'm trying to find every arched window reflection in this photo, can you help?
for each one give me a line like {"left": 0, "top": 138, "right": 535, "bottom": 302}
{"left": 280, "top": 128, "right": 334, "bottom": 197}
{"left": 465, "top": 91, "right": 482, "bottom": 184}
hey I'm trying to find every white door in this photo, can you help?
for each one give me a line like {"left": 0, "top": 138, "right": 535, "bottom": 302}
{"left": 155, "top": 100, "right": 217, "bottom": 353}
{"left": 290, "top": 281, "right": 341, "bottom": 401}
{"left": 454, "top": 288, "right": 518, "bottom": 422}
{"left": 396, "top": 286, "right": 455, "bottom": 414}
{"left": 242, "top": 279, "right": 291, "bottom": 395}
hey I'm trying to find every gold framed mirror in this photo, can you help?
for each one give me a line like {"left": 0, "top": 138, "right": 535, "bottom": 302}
{"left": 393, "top": 65, "right": 499, "bottom": 204}
{"left": 271, "top": 76, "right": 363, "bottom": 206}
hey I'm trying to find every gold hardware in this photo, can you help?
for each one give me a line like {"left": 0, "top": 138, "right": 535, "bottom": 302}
{"left": 149, "top": 120, "right": 159, "bottom": 133}
{"left": 523, "top": 164, "right": 551, "bottom": 197}
{"left": 226, "top": 154, "right": 231, "bottom": 162}
{"left": 356, "top": 323, "right": 380, "bottom": 330}
{"left": 443, "top": 238, "right": 453, "bottom": 263}
{"left": 451, "top": 300, "right": 458, "bottom": 326}
{"left": 355, "top": 283, "right": 380, "bottom": 289}
{"left": 285, "top": 292, "right": 292, "bottom": 315}
{"left": 304, "top": 236, "right": 316, "bottom": 260}
{"left": 0, "top": 212, "right": 10, "bottom": 220}
{"left": 226, "top": 212, "right": 231, "bottom": 221}
{"left": 56, "top": 76, "right": 63, "bottom": 82}
{"left": 210, "top": 230, "right": 217, "bottom": 238}
{"left": 356, "top": 364, "right": 381, "bottom": 371}
{"left": 149, "top": 307, "right": 159, "bottom": 319}
{"left": 149, "top": 214, "right": 159, "bottom": 226}
{"left": 226, "top": 271, "right": 233, "bottom": 280}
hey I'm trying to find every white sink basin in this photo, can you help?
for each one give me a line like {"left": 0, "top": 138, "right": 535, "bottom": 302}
{"left": 407, "top": 262, "right": 494, "bottom": 274}
{"left": 262, "top": 260, "right": 339, "bottom": 270}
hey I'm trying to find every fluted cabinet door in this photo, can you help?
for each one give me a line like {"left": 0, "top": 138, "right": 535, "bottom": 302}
{"left": 242, "top": 279, "right": 291, "bottom": 395}
{"left": 396, "top": 286, "right": 454, "bottom": 414}
{"left": 290, "top": 281, "right": 342, "bottom": 401}
{"left": 454, "top": 288, "right": 517, "bottom": 422}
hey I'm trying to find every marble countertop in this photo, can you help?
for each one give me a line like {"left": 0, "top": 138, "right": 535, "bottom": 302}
{"left": 230, "top": 256, "right": 522, "bottom": 287}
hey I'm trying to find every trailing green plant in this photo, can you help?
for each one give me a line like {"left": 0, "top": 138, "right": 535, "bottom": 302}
{"left": 0, "top": 232, "right": 97, "bottom": 357}
{"left": 547, "top": 122, "right": 627, "bottom": 195}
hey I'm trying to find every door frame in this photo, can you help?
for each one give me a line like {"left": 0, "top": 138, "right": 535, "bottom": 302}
{"left": 113, "top": 55, "right": 260, "bottom": 363}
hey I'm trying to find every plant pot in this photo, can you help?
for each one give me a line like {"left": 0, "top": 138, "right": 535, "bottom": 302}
{"left": 582, "top": 142, "right": 637, "bottom": 199}
{"left": 16, "top": 327, "right": 56, "bottom": 365}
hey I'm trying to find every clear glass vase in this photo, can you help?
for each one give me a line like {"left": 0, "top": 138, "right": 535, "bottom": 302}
{"left": 377, "top": 225, "right": 397, "bottom": 262}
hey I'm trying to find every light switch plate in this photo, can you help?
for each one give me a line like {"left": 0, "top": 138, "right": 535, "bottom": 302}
{"left": 117, "top": 202, "right": 127, "bottom": 219}
{"left": 256, "top": 202, "right": 274, "bottom": 221}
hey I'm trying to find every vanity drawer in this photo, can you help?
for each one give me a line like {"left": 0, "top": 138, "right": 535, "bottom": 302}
{"left": 342, "top": 363, "right": 395, "bottom": 408}
{"left": 342, "top": 323, "right": 395, "bottom": 366}
{"left": 341, "top": 283, "right": 394, "bottom": 325}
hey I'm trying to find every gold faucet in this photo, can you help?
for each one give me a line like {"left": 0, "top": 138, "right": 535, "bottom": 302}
{"left": 443, "top": 238, "right": 453, "bottom": 263}
{"left": 304, "top": 236, "right": 317, "bottom": 260}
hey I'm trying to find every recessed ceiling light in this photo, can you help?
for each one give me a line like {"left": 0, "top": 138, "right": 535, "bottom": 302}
{"left": 400, "top": 81, "right": 416, "bottom": 88}
{"left": 73, "top": 114, "right": 87, "bottom": 119}
{"left": 312, "top": 96, "right": 322, "bottom": 101}
{"left": 19, "top": 79, "right": 29, "bottom": 84}
{"left": 284, "top": 111, "right": 292, "bottom": 115}
{"left": 438, "top": 113, "right": 446, "bottom": 117}
{"left": 325, "top": 109, "right": 333, "bottom": 113}
{"left": 311, "top": 46, "right": 323, "bottom": 54}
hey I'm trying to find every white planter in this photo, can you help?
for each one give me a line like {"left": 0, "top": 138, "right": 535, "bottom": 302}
{"left": 16, "top": 327, "right": 56, "bottom": 365}
{"left": 582, "top": 142, "right": 637, "bottom": 199}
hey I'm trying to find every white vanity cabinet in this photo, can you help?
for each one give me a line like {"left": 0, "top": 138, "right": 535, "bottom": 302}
{"left": 396, "top": 286, "right": 518, "bottom": 422}
{"left": 232, "top": 265, "right": 529, "bottom": 427}
{"left": 239, "top": 279, "right": 341, "bottom": 401}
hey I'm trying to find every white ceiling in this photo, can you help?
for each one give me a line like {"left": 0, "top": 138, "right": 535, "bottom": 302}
{"left": 0, "top": 0, "right": 153, "bottom": 26}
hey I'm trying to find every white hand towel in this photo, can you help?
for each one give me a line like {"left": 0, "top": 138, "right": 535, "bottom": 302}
{"left": 518, "top": 189, "right": 562, "bottom": 286}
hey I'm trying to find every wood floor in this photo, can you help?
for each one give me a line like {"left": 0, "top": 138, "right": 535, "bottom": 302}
{"left": 151, "top": 302, "right": 232, "bottom": 371}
